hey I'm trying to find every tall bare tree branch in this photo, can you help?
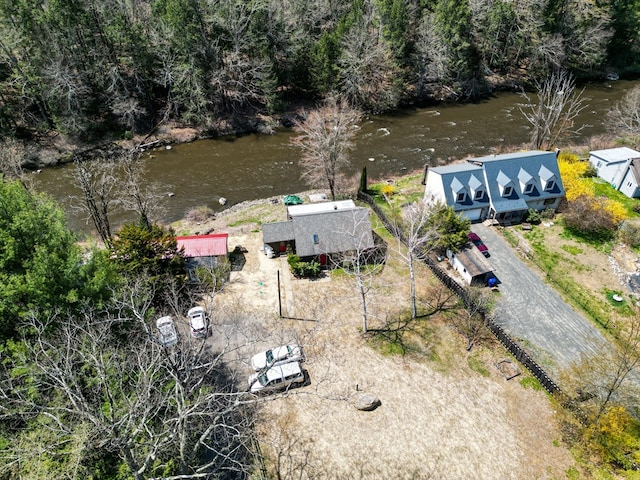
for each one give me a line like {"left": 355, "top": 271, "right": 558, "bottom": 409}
{"left": 520, "top": 70, "right": 589, "bottom": 150}
{"left": 291, "top": 97, "right": 362, "bottom": 201}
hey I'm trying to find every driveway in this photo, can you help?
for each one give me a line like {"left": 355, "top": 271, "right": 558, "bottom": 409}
{"left": 472, "top": 223, "right": 608, "bottom": 375}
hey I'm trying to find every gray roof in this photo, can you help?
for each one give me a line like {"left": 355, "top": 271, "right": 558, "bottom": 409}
{"left": 590, "top": 147, "right": 640, "bottom": 164}
{"left": 261, "top": 204, "right": 374, "bottom": 257}
{"left": 293, "top": 208, "right": 374, "bottom": 257}
{"left": 426, "top": 163, "right": 490, "bottom": 212}
{"left": 454, "top": 245, "right": 493, "bottom": 278}
{"left": 262, "top": 221, "right": 294, "bottom": 243}
{"left": 469, "top": 150, "right": 564, "bottom": 213}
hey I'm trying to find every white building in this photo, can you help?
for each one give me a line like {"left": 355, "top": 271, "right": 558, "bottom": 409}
{"left": 589, "top": 147, "right": 640, "bottom": 198}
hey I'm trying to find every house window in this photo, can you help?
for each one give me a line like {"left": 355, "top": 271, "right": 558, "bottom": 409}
{"left": 544, "top": 181, "right": 555, "bottom": 191}
{"left": 523, "top": 183, "right": 534, "bottom": 194}
{"left": 456, "top": 192, "right": 466, "bottom": 202}
{"left": 312, "top": 234, "right": 319, "bottom": 244}
{"left": 503, "top": 186, "right": 513, "bottom": 197}
{"left": 474, "top": 190, "right": 484, "bottom": 200}
{"left": 597, "top": 161, "right": 602, "bottom": 168}
{"left": 628, "top": 181, "right": 633, "bottom": 187}
{"left": 544, "top": 198, "right": 555, "bottom": 205}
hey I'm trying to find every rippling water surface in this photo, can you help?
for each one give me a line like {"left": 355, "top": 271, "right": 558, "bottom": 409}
{"left": 35, "top": 80, "right": 639, "bottom": 232}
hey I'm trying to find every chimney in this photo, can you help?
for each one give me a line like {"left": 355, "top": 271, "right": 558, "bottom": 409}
{"left": 421, "top": 164, "right": 428, "bottom": 185}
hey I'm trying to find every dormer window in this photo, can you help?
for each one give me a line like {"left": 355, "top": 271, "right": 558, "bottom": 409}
{"left": 468, "top": 174, "right": 485, "bottom": 202}
{"left": 450, "top": 177, "right": 467, "bottom": 204}
{"left": 497, "top": 170, "right": 514, "bottom": 198}
{"left": 518, "top": 167, "right": 535, "bottom": 195}
{"left": 539, "top": 165, "right": 556, "bottom": 192}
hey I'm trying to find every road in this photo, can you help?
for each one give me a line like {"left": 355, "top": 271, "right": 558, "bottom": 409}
{"left": 472, "top": 223, "right": 608, "bottom": 375}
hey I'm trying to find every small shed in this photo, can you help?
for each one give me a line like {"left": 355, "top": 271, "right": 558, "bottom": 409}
{"left": 589, "top": 147, "right": 640, "bottom": 198}
{"left": 176, "top": 233, "right": 228, "bottom": 281}
{"left": 447, "top": 245, "right": 494, "bottom": 286}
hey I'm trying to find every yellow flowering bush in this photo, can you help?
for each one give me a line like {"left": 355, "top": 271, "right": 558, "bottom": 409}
{"left": 558, "top": 155, "right": 594, "bottom": 202}
{"left": 381, "top": 184, "right": 395, "bottom": 197}
{"left": 603, "top": 198, "right": 628, "bottom": 225}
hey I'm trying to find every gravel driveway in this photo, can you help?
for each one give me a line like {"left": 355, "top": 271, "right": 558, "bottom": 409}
{"left": 472, "top": 223, "right": 608, "bottom": 375}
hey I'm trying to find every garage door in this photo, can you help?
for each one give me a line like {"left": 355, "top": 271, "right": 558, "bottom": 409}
{"left": 460, "top": 209, "right": 482, "bottom": 221}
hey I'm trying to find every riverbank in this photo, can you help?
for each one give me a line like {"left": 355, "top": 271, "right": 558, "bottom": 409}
{"left": 23, "top": 75, "right": 624, "bottom": 170}
{"left": 23, "top": 102, "right": 310, "bottom": 169}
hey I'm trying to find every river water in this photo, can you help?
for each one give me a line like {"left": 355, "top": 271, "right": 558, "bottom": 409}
{"left": 35, "top": 80, "right": 639, "bottom": 233}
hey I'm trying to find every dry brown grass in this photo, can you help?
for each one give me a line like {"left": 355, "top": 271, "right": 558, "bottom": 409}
{"left": 178, "top": 194, "right": 578, "bottom": 479}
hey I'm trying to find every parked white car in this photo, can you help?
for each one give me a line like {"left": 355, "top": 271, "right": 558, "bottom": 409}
{"left": 263, "top": 243, "right": 275, "bottom": 258}
{"left": 187, "top": 306, "right": 208, "bottom": 338}
{"left": 250, "top": 344, "right": 304, "bottom": 371}
{"left": 248, "top": 361, "right": 305, "bottom": 394}
{"left": 156, "top": 316, "right": 178, "bottom": 347}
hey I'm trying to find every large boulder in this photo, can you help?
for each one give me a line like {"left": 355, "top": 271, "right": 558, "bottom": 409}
{"left": 354, "top": 394, "right": 381, "bottom": 411}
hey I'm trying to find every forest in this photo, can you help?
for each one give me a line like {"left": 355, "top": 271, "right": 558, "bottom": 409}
{"left": 0, "top": 0, "right": 639, "bottom": 143}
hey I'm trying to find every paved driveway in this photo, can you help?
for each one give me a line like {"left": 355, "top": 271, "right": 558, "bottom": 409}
{"left": 472, "top": 223, "right": 608, "bottom": 375}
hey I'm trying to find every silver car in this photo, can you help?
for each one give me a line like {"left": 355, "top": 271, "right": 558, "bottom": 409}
{"left": 187, "top": 306, "right": 208, "bottom": 338}
{"left": 156, "top": 315, "right": 178, "bottom": 347}
{"left": 248, "top": 361, "right": 305, "bottom": 394}
{"left": 250, "top": 344, "right": 304, "bottom": 371}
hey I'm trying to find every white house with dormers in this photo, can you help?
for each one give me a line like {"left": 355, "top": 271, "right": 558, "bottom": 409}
{"left": 589, "top": 147, "right": 640, "bottom": 198}
{"left": 424, "top": 150, "right": 565, "bottom": 223}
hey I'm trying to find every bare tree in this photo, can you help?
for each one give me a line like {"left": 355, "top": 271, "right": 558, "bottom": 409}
{"left": 607, "top": 84, "right": 640, "bottom": 146}
{"left": 412, "top": 11, "right": 451, "bottom": 97}
{"left": 118, "top": 149, "right": 164, "bottom": 229}
{"left": 0, "top": 138, "right": 32, "bottom": 189}
{"left": 561, "top": 0, "right": 612, "bottom": 71}
{"left": 519, "top": 70, "right": 589, "bottom": 150}
{"left": 291, "top": 97, "right": 362, "bottom": 201}
{"left": 394, "top": 202, "right": 438, "bottom": 319}
{"left": 449, "top": 286, "right": 494, "bottom": 351}
{"left": 331, "top": 210, "right": 385, "bottom": 334}
{"left": 0, "top": 297, "right": 259, "bottom": 479}
{"left": 561, "top": 310, "right": 640, "bottom": 422}
{"left": 71, "top": 158, "right": 118, "bottom": 245}
{"left": 110, "top": 94, "right": 147, "bottom": 135}
{"left": 337, "top": 4, "right": 401, "bottom": 113}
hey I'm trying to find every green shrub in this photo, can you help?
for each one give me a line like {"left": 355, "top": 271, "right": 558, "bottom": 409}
{"left": 287, "top": 253, "right": 321, "bottom": 277}
{"left": 525, "top": 208, "right": 542, "bottom": 224}
{"left": 193, "top": 259, "right": 230, "bottom": 290}
{"left": 540, "top": 208, "right": 555, "bottom": 220}
{"left": 583, "top": 164, "right": 598, "bottom": 178}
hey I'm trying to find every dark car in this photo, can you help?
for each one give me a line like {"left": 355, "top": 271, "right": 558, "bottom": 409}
{"left": 468, "top": 232, "right": 490, "bottom": 257}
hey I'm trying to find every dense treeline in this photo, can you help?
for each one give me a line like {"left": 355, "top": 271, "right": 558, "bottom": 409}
{"left": 0, "top": 0, "right": 639, "bottom": 141}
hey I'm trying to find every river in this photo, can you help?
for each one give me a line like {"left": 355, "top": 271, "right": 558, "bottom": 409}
{"left": 34, "top": 80, "right": 639, "bottom": 233}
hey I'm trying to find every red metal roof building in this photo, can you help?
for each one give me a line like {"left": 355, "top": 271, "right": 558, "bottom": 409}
{"left": 176, "top": 233, "right": 229, "bottom": 258}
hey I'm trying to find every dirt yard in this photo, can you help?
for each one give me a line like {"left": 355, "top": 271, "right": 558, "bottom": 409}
{"left": 175, "top": 197, "right": 578, "bottom": 479}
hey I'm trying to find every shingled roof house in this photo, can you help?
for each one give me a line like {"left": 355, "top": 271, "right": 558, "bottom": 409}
{"left": 588, "top": 147, "right": 640, "bottom": 198}
{"left": 423, "top": 150, "right": 565, "bottom": 224}
{"left": 262, "top": 200, "right": 374, "bottom": 263}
